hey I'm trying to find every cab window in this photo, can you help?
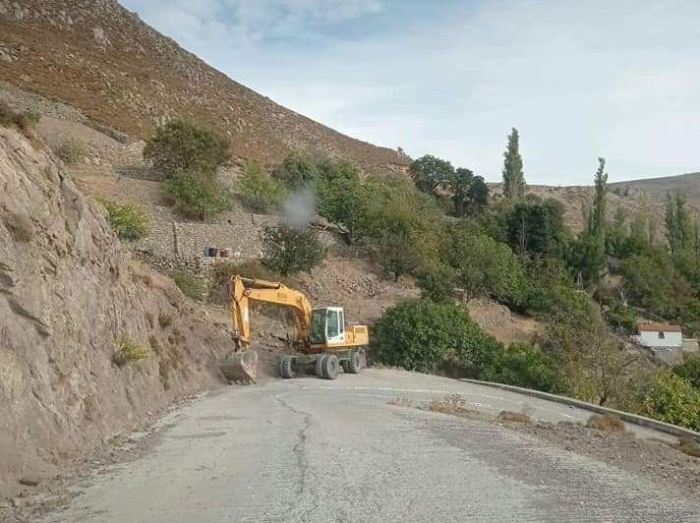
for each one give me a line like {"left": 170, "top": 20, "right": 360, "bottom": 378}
{"left": 327, "top": 310, "right": 340, "bottom": 338}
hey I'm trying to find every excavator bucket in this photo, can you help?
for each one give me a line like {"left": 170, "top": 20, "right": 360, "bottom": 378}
{"left": 221, "top": 350, "right": 258, "bottom": 384}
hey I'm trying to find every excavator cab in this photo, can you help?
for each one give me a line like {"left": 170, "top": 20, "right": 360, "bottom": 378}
{"left": 310, "top": 307, "right": 346, "bottom": 346}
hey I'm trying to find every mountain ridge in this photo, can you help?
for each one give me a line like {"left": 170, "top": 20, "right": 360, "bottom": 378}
{"left": 0, "top": 0, "right": 408, "bottom": 171}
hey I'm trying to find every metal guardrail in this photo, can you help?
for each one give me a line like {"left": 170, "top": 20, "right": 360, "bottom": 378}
{"left": 459, "top": 378, "right": 700, "bottom": 441}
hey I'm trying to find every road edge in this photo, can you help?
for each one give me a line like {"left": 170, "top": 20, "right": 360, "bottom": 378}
{"left": 459, "top": 378, "right": 700, "bottom": 440}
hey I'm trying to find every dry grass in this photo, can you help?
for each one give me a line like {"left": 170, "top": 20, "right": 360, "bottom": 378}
{"left": 387, "top": 396, "right": 413, "bottom": 407}
{"left": 677, "top": 437, "right": 700, "bottom": 458}
{"left": 52, "top": 136, "right": 87, "bottom": 164}
{"left": 497, "top": 411, "right": 532, "bottom": 424}
{"left": 112, "top": 338, "right": 149, "bottom": 366}
{"left": 428, "top": 394, "right": 472, "bottom": 415}
{"left": 158, "top": 313, "right": 172, "bottom": 329}
{"left": 586, "top": 413, "right": 625, "bottom": 433}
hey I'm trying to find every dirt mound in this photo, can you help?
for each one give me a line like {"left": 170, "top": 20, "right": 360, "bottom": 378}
{"left": 467, "top": 297, "right": 541, "bottom": 345}
{"left": 0, "top": 0, "right": 406, "bottom": 172}
{"left": 0, "top": 127, "right": 235, "bottom": 499}
{"left": 586, "top": 414, "right": 626, "bottom": 433}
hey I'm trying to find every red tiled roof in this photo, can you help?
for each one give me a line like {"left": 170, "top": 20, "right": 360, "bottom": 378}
{"left": 638, "top": 322, "right": 682, "bottom": 333}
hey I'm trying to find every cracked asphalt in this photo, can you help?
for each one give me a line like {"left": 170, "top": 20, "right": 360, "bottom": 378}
{"left": 41, "top": 369, "right": 700, "bottom": 522}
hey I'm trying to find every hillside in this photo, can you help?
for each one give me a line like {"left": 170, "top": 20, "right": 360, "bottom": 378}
{"left": 609, "top": 172, "right": 700, "bottom": 207}
{"left": 0, "top": 0, "right": 407, "bottom": 172}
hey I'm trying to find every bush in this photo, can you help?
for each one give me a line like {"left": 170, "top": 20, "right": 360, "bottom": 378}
{"left": 273, "top": 151, "right": 318, "bottom": 189}
{"left": 673, "top": 357, "right": 700, "bottom": 390}
{"left": 416, "top": 265, "right": 456, "bottom": 302}
{"left": 53, "top": 137, "right": 87, "bottom": 164}
{"left": 99, "top": 198, "right": 149, "bottom": 241}
{"left": 171, "top": 270, "right": 205, "bottom": 301}
{"left": 113, "top": 338, "right": 150, "bottom": 366}
{"left": 316, "top": 165, "right": 365, "bottom": 243}
{"left": 373, "top": 299, "right": 502, "bottom": 374}
{"left": 261, "top": 224, "right": 325, "bottom": 276}
{"left": 239, "top": 160, "right": 285, "bottom": 212}
{"left": 449, "top": 225, "right": 529, "bottom": 309}
{"left": 143, "top": 120, "right": 229, "bottom": 178}
{"left": 605, "top": 302, "right": 638, "bottom": 333}
{"left": 482, "top": 342, "right": 557, "bottom": 392}
{"left": 0, "top": 102, "right": 38, "bottom": 135}
{"left": 23, "top": 108, "right": 41, "bottom": 125}
{"left": 164, "top": 171, "right": 230, "bottom": 220}
{"left": 638, "top": 372, "right": 700, "bottom": 431}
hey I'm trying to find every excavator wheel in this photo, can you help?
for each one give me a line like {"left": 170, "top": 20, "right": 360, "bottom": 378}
{"left": 346, "top": 351, "right": 363, "bottom": 374}
{"left": 315, "top": 354, "right": 327, "bottom": 379}
{"left": 279, "top": 355, "right": 294, "bottom": 379}
{"left": 321, "top": 354, "right": 340, "bottom": 380}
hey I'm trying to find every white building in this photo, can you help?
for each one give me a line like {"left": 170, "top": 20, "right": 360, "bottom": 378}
{"left": 635, "top": 322, "right": 683, "bottom": 363}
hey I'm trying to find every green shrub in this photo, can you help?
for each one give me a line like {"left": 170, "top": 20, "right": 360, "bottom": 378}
{"left": 261, "top": 223, "right": 325, "bottom": 276}
{"left": 53, "top": 137, "right": 87, "bottom": 164}
{"left": 673, "top": 357, "right": 700, "bottom": 390}
{"left": 273, "top": 151, "right": 318, "bottom": 189}
{"left": 239, "top": 160, "right": 285, "bottom": 212}
{"left": 171, "top": 270, "right": 205, "bottom": 301}
{"left": 373, "top": 299, "right": 502, "bottom": 374}
{"left": 605, "top": 302, "right": 638, "bottom": 333}
{"left": 416, "top": 265, "right": 456, "bottom": 302}
{"left": 144, "top": 120, "right": 229, "bottom": 178}
{"left": 98, "top": 198, "right": 149, "bottom": 241}
{"left": 164, "top": 171, "right": 230, "bottom": 220}
{"left": 638, "top": 372, "right": 700, "bottom": 431}
{"left": 483, "top": 342, "right": 557, "bottom": 392}
{"left": 113, "top": 338, "right": 150, "bottom": 366}
{"left": 24, "top": 108, "right": 41, "bottom": 125}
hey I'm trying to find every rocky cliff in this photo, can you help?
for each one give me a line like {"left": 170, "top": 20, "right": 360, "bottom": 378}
{"left": 0, "top": 126, "right": 234, "bottom": 498}
{"left": 0, "top": 0, "right": 407, "bottom": 172}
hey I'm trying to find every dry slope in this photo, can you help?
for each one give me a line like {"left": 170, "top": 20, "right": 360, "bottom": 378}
{"left": 0, "top": 126, "right": 235, "bottom": 499}
{"left": 0, "top": 0, "right": 407, "bottom": 172}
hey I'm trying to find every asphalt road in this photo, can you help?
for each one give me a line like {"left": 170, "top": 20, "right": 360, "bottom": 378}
{"left": 42, "top": 369, "right": 700, "bottom": 523}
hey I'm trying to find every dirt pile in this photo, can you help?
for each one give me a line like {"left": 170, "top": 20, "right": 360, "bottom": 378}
{"left": 0, "top": 126, "right": 235, "bottom": 499}
{"left": 0, "top": 0, "right": 406, "bottom": 172}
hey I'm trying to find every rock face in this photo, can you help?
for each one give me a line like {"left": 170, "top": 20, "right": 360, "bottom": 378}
{"left": 0, "top": 127, "right": 233, "bottom": 497}
{"left": 0, "top": 0, "right": 407, "bottom": 172}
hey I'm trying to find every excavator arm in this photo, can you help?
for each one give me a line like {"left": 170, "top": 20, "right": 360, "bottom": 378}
{"left": 230, "top": 275, "right": 313, "bottom": 349}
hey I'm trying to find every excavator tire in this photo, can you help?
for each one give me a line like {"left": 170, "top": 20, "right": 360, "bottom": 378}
{"left": 346, "top": 351, "right": 362, "bottom": 374}
{"left": 321, "top": 354, "right": 340, "bottom": 380}
{"left": 280, "top": 355, "right": 294, "bottom": 379}
{"left": 315, "top": 354, "right": 327, "bottom": 379}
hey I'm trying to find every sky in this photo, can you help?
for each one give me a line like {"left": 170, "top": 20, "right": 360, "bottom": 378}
{"left": 120, "top": 0, "right": 700, "bottom": 185}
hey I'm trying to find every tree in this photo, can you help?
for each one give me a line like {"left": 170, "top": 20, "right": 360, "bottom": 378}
{"left": 239, "top": 160, "right": 286, "bottom": 212}
{"left": 467, "top": 175, "right": 489, "bottom": 215}
{"left": 451, "top": 167, "right": 473, "bottom": 216}
{"left": 316, "top": 163, "right": 365, "bottom": 244}
{"left": 673, "top": 357, "right": 700, "bottom": 390}
{"left": 665, "top": 190, "right": 694, "bottom": 256}
{"left": 143, "top": 120, "right": 229, "bottom": 178}
{"left": 274, "top": 151, "right": 319, "bottom": 189}
{"left": 543, "top": 293, "right": 638, "bottom": 406}
{"left": 502, "top": 128, "right": 525, "bottom": 201}
{"left": 261, "top": 224, "right": 325, "bottom": 276}
{"left": 572, "top": 158, "right": 608, "bottom": 288}
{"left": 376, "top": 231, "right": 422, "bottom": 282}
{"left": 409, "top": 155, "right": 455, "bottom": 195}
{"left": 416, "top": 264, "right": 457, "bottom": 302}
{"left": 373, "top": 299, "right": 502, "bottom": 374}
{"left": 449, "top": 226, "right": 529, "bottom": 308}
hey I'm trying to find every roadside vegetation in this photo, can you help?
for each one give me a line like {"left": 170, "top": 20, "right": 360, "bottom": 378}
{"left": 142, "top": 118, "right": 700, "bottom": 431}
{"left": 98, "top": 198, "right": 149, "bottom": 241}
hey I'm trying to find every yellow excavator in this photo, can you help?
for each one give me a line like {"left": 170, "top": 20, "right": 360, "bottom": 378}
{"left": 220, "top": 275, "right": 369, "bottom": 383}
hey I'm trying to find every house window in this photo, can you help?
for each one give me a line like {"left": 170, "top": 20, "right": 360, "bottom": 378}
{"left": 658, "top": 331, "right": 665, "bottom": 339}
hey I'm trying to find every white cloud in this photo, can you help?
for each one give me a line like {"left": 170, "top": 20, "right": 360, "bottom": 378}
{"left": 121, "top": 0, "right": 700, "bottom": 184}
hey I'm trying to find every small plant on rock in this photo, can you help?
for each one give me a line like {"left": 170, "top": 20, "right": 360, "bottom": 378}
{"left": 98, "top": 198, "right": 149, "bottom": 241}
{"left": 113, "top": 338, "right": 150, "bottom": 366}
{"left": 53, "top": 137, "right": 87, "bottom": 164}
